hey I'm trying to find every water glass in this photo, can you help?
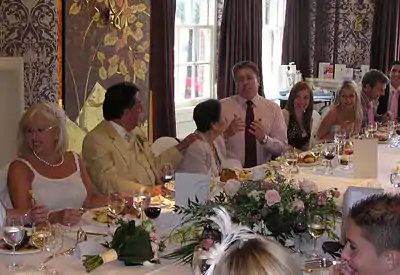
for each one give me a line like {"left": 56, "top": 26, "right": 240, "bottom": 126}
{"left": 285, "top": 148, "right": 299, "bottom": 174}
{"left": 108, "top": 193, "right": 126, "bottom": 216}
{"left": 365, "top": 122, "right": 378, "bottom": 138}
{"left": 44, "top": 225, "right": 64, "bottom": 275}
{"left": 3, "top": 216, "right": 24, "bottom": 271}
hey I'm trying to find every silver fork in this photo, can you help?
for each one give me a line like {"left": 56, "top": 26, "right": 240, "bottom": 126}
{"left": 304, "top": 258, "right": 342, "bottom": 271}
{"left": 43, "top": 228, "right": 87, "bottom": 263}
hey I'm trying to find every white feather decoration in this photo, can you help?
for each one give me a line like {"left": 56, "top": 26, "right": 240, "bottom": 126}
{"left": 201, "top": 207, "right": 262, "bottom": 275}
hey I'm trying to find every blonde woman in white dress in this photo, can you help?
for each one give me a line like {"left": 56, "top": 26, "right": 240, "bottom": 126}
{"left": 7, "top": 102, "right": 129, "bottom": 225}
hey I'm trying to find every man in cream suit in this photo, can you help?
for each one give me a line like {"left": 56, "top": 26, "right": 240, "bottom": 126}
{"left": 82, "top": 82, "right": 198, "bottom": 196}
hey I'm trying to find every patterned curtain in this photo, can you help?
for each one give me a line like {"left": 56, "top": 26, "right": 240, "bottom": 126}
{"left": 370, "top": 0, "right": 400, "bottom": 73}
{"left": 281, "top": 0, "right": 311, "bottom": 77}
{"left": 217, "top": 0, "right": 264, "bottom": 99}
{"left": 149, "top": 0, "right": 177, "bottom": 139}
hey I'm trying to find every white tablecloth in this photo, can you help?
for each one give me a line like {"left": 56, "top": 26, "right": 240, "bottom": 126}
{"left": 3, "top": 144, "right": 399, "bottom": 275}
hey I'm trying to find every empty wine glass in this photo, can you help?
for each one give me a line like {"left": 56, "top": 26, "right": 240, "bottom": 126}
{"left": 323, "top": 142, "right": 336, "bottom": 174}
{"left": 133, "top": 193, "right": 151, "bottom": 223}
{"left": 108, "top": 193, "right": 126, "bottom": 216}
{"left": 293, "top": 211, "right": 308, "bottom": 254}
{"left": 3, "top": 216, "right": 24, "bottom": 271}
{"left": 44, "top": 225, "right": 64, "bottom": 275}
{"left": 308, "top": 214, "right": 326, "bottom": 259}
{"left": 31, "top": 220, "right": 52, "bottom": 272}
{"left": 285, "top": 148, "right": 299, "bottom": 174}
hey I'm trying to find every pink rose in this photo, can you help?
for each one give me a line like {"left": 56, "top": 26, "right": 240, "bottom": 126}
{"left": 149, "top": 232, "right": 157, "bottom": 240}
{"left": 318, "top": 195, "right": 326, "bottom": 206}
{"left": 265, "top": 190, "right": 281, "bottom": 206}
{"left": 299, "top": 179, "right": 317, "bottom": 194}
{"left": 293, "top": 198, "right": 305, "bottom": 211}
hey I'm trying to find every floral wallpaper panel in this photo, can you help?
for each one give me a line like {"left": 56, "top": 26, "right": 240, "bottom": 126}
{"left": 0, "top": 0, "right": 59, "bottom": 105}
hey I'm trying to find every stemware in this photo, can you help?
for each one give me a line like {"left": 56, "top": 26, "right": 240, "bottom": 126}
{"left": 293, "top": 211, "right": 308, "bottom": 254}
{"left": 44, "top": 225, "right": 64, "bottom": 275}
{"left": 308, "top": 214, "right": 326, "bottom": 259}
{"left": 107, "top": 193, "right": 126, "bottom": 216}
{"left": 31, "top": 220, "right": 52, "bottom": 272}
{"left": 339, "top": 139, "right": 353, "bottom": 170}
{"left": 144, "top": 207, "right": 162, "bottom": 220}
{"left": 323, "top": 142, "right": 336, "bottom": 174}
{"left": 285, "top": 148, "right": 299, "bottom": 174}
{"left": 161, "top": 162, "right": 174, "bottom": 183}
{"left": 365, "top": 122, "right": 378, "bottom": 138}
{"left": 390, "top": 170, "right": 400, "bottom": 187}
{"left": 133, "top": 193, "right": 151, "bottom": 223}
{"left": 3, "top": 216, "right": 25, "bottom": 271}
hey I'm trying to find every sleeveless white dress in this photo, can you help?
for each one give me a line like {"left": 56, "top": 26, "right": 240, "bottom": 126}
{"left": 16, "top": 153, "right": 87, "bottom": 211}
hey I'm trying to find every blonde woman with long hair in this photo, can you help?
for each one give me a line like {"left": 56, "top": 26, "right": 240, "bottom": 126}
{"left": 317, "top": 80, "right": 363, "bottom": 140}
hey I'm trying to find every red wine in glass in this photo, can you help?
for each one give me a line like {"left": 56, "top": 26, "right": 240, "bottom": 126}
{"left": 144, "top": 207, "right": 161, "bottom": 219}
{"left": 324, "top": 152, "right": 335, "bottom": 160}
{"left": 344, "top": 149, "right": 353, "bottom": 156}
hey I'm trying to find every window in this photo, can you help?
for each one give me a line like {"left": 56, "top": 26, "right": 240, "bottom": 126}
{"left": 262, "top": 0, "right": 286, "bottom": 99}
{"left": 174, "top": 0, "right": 217, "bottom": 108}
{"left": 174, "top": 0, "right": 217, "bottom": 138}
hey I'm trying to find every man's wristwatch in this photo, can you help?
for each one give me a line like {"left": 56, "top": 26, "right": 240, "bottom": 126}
{"left": 261, "top": 135, "right": 269, "bottom": 144}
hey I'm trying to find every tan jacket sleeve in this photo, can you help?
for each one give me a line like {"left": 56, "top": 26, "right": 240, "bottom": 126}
{"left": 82, "top": 133, "right": 144, "bottom": 195}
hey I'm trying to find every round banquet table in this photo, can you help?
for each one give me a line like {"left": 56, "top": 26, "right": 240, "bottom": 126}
{"left": 1, "top": 144, "right": 398, "bottom": 275}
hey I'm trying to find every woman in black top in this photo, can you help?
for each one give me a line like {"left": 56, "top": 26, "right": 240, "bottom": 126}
{"left": 282, "top": 82, "right": 314, "bottom": 151}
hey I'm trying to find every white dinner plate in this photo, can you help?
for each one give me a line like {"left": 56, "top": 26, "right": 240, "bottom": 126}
{"left": 81, "top": 207, "right": 117, "bottom": 227}
{"left": 0, "top": 241, "right": 40, "bottom": 255}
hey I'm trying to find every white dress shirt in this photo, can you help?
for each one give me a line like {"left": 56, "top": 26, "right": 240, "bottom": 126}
{"left": 388, "top": 85, "right": 400, "bottom": 119}
{"left": 220, "top": 95, "right": 288, "bottom": 165}
{"left": 109, "top": 121, "right": 130, "bottom": 142}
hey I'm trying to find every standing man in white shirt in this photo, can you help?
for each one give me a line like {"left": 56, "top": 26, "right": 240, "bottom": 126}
{"left": 220, "top": 61, "right": 288, "bottom": 167}
{"left": 377, "top": 61, "right": 400, "bottom": 121}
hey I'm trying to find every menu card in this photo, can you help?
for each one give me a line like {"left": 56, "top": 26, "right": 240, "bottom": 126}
{"left": 352, "top": 139, "right": 378, "bottom": 179}
{"left": 174, "top": 173, "right": 210, "bottom": 208}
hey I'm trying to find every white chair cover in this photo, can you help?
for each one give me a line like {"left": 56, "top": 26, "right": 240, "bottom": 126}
{"left": 0, "top": 164, "right": 12, "bottom": 209}
{"left": 151, "top": 137, "right": 179, "bottom": 156}
{"left": 311, "top": 110, "right": 321, "bottom": 137}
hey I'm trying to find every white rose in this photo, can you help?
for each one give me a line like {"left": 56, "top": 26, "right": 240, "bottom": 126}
{"left": 248, "top": 190, "right": 260, "bottom": 201}
{"left": 224, "top": 179, "right": 241, "bottom": 197}
{"left": 299, "top": 179, "right": 317, "bottom": 194}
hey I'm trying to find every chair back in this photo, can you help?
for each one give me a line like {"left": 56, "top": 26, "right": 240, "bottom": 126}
{"left": 151, "top": 137, "right": 179, "bottom": 156}
{"left": 0, "top": 164, "right": 12, "bottom": 209}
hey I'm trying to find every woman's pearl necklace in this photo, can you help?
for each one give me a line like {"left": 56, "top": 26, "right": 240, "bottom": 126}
{"left": 32, "top": 150, "right": 64, "bottom": 167}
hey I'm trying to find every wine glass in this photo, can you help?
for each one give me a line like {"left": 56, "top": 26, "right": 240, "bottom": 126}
{"left": 31, "top": 220, "right": 52, "bottom": 272}
{"left": 390, "top": 170, "right": 400, "bottom": 187}
{"left": 323, "top": 142, "right": 336, "bottom": 174}
{"left": 365, "top": 122, "right": 378, "bottom": 138}
{"left": 308, "top": 214, "right": 326, "bottom": 259}
{"left": 44, "top": 225, "right": 64, "bottom": 275}
{"left": 293, "top": 211, "right": 307, "bottom": 254}
{"left": 161, "top": 162, "right": 174, "bottom": 183}
{"left": 144, "top": 207, "right": 162, "bottom": 220}
{"left": 339, "top": 139, "right": 353, "bottom": 170}
{"left": 108, "top": 193, "right": 126, "bottom": 216}
{"left": 133, "top": 193, "right": 151, "bottom": 223}
{"left": 285, "top": 148, "right": 299, "bottom": 174}
{"left": 3, "top": 216, "right": 24, "bottom": 270}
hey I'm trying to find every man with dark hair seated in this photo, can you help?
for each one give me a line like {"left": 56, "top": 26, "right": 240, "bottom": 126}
{"left": 82, "top": 82, "right": 198, "bottom": 196}
{"left": 377, "top": 61, "right": 400, "bottom": 121}
{"left": 337, "top": 194, "right": 400, "bottom": 275}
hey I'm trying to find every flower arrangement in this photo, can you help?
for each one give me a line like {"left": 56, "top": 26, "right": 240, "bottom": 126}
{"left": 83, "top": 219, "right": 164, "bottom": 272}
{"left": 163, "top": 169, "right": 341, "bottom": 263}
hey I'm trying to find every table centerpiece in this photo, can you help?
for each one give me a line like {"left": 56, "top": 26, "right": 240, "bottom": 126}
{"left": 163, "top": 169, "right": 341, "bottom": 265}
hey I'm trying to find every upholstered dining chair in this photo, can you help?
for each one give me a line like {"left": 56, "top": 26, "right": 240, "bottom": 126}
{"left": 151, "top": 137, "right": 180, "bottom": 157}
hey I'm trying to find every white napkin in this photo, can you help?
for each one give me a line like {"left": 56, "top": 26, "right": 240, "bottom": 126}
{"left": 75, "top": 236, "right": 108, "bottom": 259}
{"left": 251, "top": 165, "right": 267, "bottom": 181}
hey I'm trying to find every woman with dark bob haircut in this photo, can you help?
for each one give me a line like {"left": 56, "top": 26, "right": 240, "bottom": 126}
{"left": 179, "top": 99, "right": 241, "bottom": 176}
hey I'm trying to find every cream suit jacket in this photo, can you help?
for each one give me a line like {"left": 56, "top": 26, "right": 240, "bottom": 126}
{"left": 82, "top": 121, "right": 182, "bottom": 195}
